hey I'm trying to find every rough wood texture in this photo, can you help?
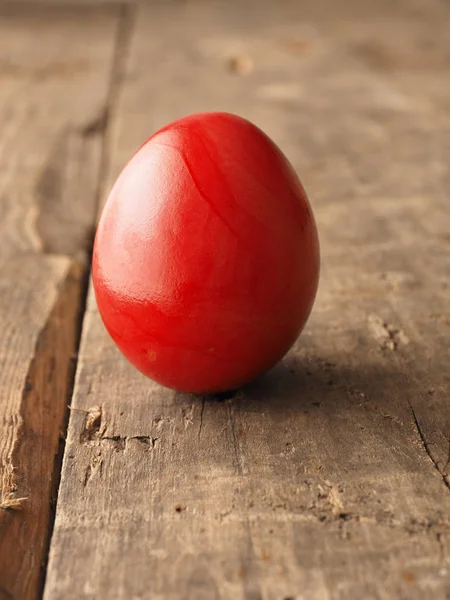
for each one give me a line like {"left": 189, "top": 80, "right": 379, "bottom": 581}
{"left": 0, "top": 6, "right": 119, "bottom": 599}
{"left": 45, "top": 1, "right": 450, "bottom": 599}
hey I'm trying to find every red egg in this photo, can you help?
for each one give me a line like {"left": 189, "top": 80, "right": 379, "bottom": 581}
{"left": 92, "top": 112, "right": 320, "bottom": 393}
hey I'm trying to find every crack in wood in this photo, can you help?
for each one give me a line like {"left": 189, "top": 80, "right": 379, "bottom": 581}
{"left": 92, "top": 2, "right": 136, "bottom": 217}
{"left": 78, "top": 404, "right": 159, "bottom": 450}
{"left": 35, "top": 128, "right": 98, "bottom": 256}
{"left": 81, "top": 428, "right": 160, "bottom": 451}
{"left": 101, "top": 435, "right": 159, "bottom": 449}
{"left": 227, "top": 401, "right": 243, "bottom": 477}
{"left": 409, "top": 402, "right": 450, "bottom": 493}
{"left": 0, "top": 4, "right": 133, "bottom": 599}
{"left": 0, "top": 259, "right": 86, "bottom": 598}
{"left": 197, "top": 397, "right": 206, "bottom": 442}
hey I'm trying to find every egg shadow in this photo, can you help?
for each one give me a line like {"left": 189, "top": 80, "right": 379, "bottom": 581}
{"left": 197, "top": 349, "right": 409, "bottom": 423}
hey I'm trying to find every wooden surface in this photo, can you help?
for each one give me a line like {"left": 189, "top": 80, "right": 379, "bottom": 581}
{"left": 0, "top": 5, "right": 119, "bottom": 599}
{"left": 0, "top": 0, "right": 449, "bottom": 599}
{"left": 43, "top": 1, "right": 450, "bottom": 600}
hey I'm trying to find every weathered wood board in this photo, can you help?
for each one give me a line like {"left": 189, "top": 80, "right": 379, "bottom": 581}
{"left": 42, "top": 1, "right": 450, "bottom": 599}
{"left": 0, "top": 6, "right": 119, "bottom": 599}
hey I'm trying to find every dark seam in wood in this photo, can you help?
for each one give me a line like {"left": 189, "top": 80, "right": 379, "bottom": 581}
{"left": 443, "top": 434, "right": 450, "bottom": 479}
{"left": 1, "top": 273, "right": 72, "bottom": 506}
{"left": 35, "top": 126, "right": 98, "bottom": 256}
{"left": 40, "top": 4, "right": 137, "bottom": 592}
{"left": 100, "top": 435, "right": 158, "bottom": 447}
{"left": 36, "top": 261, "right": 89, "bottom": 599}
{"left": 227, "top": 401, "right": 243, "bottom": 477}
{"left": 197, "top": 397, "right": 206, "bottom": 442}
{"left": 0, "top": 260, "right": 85, "bottom": 599}
{"left": 92, "top": 2, "right": 136, "bottom": 218}
{"left": 408, "top": 401, "right": 450, "bottom": 493}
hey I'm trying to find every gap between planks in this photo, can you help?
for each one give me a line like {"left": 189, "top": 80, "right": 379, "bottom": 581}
{"left": 39, "top": 2, "right": 138, "bottom": 594}
{"left": 0, "top": 3, "right": 134, "bottom": 600}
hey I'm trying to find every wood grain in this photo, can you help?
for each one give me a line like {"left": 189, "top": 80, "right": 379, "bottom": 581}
{"left": 1, "top": 0, "right": 449, "bottom": 18}
{"left": 45, "top": 1, "right": 450, "bottom": 599}
{"left": 0, "top": 258, "right": 83, "bottom": 599}
{"left": 0, "top": 6, "right": 119, "bottom": 599}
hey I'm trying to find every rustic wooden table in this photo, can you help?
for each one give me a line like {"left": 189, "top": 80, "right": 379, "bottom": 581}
{"left": 1, "top": 1, "right": 449, "bottom": 599}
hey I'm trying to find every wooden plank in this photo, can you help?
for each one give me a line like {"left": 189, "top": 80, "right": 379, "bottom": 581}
{"left": 0, "top": 6, "right": 120, "bottom": 599}
{"left": 1, "top": 0, "right": 449, "bottom": 19}
{"left": 45, "top": 2, "right": 450, "bottom": 599}
{"left": 0, "top": 257, "right": 82, "bottom": 599}
{"left": 0, "top": 5, "right": 122, "bottom": 258}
